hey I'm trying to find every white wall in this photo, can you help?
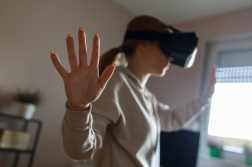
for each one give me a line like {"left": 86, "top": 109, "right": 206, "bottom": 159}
{"left": 0, "top": 0, "right": 132, "bottom": 166}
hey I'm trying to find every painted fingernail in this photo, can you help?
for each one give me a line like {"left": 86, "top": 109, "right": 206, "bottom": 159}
{"left": 49, "top": 48, "right": 54, "bottom": 54}
{"left": 112, "top": 63, "right": 117, "bottom": 68}
{"left": 67, "top": 33, "right": 72, "bottom": 37}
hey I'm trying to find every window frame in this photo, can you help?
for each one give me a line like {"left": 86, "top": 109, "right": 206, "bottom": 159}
{"left": 198, "top": 33, "right": 252, "bottom": 165}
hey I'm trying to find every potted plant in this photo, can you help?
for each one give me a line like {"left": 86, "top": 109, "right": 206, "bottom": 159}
{"left": 208, "top": 137, "right": 224, "bottom": 159}
{"left": 15, "top": 90, "right": 41, "bottom": 119}
{"left": 0, "top": 90, "right": 17, "bottom": 109}
{"left": 244, "top": 142, "right": 252, "bottom": 166}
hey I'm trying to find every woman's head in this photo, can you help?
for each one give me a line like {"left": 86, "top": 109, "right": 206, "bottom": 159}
{"left": 100, "top": 15, "right": 173, "bottom": 76}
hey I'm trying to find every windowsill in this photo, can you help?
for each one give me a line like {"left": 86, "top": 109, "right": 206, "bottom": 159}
{"left": 198, "top": 143, "right": 249, "bottom": 167}
{"left": 223, "top": 145, "right": 244, "bottom": 154}
{"left": 197, "top": 153, "right": 248, "bottom": 167}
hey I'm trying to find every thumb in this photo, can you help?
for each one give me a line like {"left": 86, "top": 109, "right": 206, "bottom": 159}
{"left": 98, "top": 64, "right": 116, "bottom": 89}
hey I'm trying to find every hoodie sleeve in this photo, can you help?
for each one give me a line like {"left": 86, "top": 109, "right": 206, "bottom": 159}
{"left": 62, "top": 79, "right": 122, "bottom": 160}
{"left": 157, "top": 96, "right": 210, "bottom": 132}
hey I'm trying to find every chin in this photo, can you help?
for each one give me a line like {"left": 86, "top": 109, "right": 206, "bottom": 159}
{"left": 152, "top": 69, "right": 167, "bottom": 77}
{"left": 159, "top": 70, "right": 167, "bottom": 77}
{"left": 160, "top": 66, "right": 170, "bottom": 76}
{"left": 151, "top": 65, "right": 170, "bottom": 77}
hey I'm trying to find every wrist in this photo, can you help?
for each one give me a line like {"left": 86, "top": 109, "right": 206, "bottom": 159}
{"left": 66, "top": 101, "right": 91, "bottom": 111}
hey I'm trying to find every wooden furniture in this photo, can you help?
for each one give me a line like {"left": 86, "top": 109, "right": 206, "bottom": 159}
{"left": 0, "top": 112, "right": 42, "bottom": 167}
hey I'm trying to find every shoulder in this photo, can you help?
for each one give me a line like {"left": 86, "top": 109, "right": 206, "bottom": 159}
{"left": 98, "top": 68, "right": 125, "bottom": 99}
{"left": 90, "top": 69, "right": 123, "bottom": 123}
{"left": 93, "top": 68, "right": 129, "bottom": 104}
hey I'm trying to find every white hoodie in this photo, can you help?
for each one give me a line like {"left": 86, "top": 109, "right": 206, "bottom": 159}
{"left": 62, "top": 67, "right": 209, "bottom": 167}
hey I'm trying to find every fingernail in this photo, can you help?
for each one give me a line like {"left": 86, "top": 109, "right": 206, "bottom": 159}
{"left": 79, "top": 27, "right": 84, "bottom": 31}
{"left": 95, "top": 32, "right": 100, "bottom": 38}
{"left": 49, "top": 48, "right": 54, "bottom": 54}
{"left": 112, "top": 60, "right": 119, "bottom": 67}
{"left": 67, "top": 33, "right": 72, "bottom": 37}
{"left": 112, "top": 63, "right": 117, "bottom": 68}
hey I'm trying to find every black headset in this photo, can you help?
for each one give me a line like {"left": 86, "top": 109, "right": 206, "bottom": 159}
{"left": 124, "top": 27, "right": 199, "bottom": 68}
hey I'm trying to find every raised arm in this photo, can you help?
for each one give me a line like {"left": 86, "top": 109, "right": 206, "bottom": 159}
{"left": 158, "top": 65, "right": 216, "bottom": 132}
{"left": 158, "top": 96, "right": 210, "bottom": 132}
{"left": 49, "top": 28, "right": 116, "bottom": 160}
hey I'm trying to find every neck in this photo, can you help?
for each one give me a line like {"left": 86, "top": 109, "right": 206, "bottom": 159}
{"left": 126, "top": 59, "right": 150, "bottom": 88}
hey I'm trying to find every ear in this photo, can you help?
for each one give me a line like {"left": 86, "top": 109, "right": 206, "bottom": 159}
{"left": 136, "top": 42, "right": 152, "bottom": 53}
{"left": 135, "top": 41, "right": 159, "bottom": 57}
{"left": 134, "top": 42, "right": 145, "bottom": 55}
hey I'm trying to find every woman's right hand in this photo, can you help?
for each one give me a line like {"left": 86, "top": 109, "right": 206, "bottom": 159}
{"left": 50, "top": 28, "right": 116, "bottom": 111}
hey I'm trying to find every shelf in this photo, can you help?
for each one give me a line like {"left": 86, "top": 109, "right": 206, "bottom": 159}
{"left": 0, "top": 111, "right": 43, "bottom": 167}
{"left": 0, "top": 148, "right": 32, "bottom": 153}
{"left": 0, "top": 112, "right": 42, "bottom": 124}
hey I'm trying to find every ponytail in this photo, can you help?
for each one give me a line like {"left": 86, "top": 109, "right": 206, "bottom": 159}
{"left": 99, "top": 47, "right": 121, "bottom": 75}
{"left": 99, "top": 40, "right": 141, "bottom": 74}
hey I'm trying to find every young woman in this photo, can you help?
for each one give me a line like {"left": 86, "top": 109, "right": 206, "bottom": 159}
{"left": 50, "top": 15, "right": 214, "bottom": 167}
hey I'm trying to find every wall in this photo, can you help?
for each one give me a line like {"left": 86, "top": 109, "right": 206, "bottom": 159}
{"left": 0, "top": 0, "right": 132, "bottom": 166}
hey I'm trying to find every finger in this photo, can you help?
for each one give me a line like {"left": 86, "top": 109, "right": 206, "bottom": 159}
{"left": 78, "top": 27, "right": 88, "bottom": 67}
{"left": 98, "top": 64, "right": 116, "bottom": 88}
{"left": 49, "top": 52, "right": 68, "bottom": 78}
{"left": 66, "top": 34, "right": 78, "bottom": 71}
{"left": 90, "top": 33, "right": 100, "bottom": 73}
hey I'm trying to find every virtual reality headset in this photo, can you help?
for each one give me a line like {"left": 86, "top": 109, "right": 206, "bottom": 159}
{"left": 124, "top": 27, "right": 199, "bottom": 68}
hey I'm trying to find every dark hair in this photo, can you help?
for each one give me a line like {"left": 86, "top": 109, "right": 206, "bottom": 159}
{"left": 99, "top": 15, "right": 169, "bottom": 74}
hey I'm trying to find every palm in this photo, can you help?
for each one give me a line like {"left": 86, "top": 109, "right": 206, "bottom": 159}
{"left": 64, "top": 66, "right": 104, "bottom": 106}
{"left": 50, "top": 28, "right": 115, "bottom": 108}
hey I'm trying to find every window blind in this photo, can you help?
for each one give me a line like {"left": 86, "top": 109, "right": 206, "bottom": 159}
{"left": 216, "top": 66, "right": 252, "bottom": 83}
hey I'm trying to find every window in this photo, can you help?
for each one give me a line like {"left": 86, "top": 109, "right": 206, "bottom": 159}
{"left": 200, "top": 35, "right": 252, "bottom": 158}
{"left": 208, "top": 66, "right": 252, "bottom": 149}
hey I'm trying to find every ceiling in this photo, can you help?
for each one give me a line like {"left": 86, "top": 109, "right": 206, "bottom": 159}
{"left": 113, "top": 0, "right": 252, "bottom": 24}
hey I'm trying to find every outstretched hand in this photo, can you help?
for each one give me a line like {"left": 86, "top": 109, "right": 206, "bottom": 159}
{"left": 50, "top": 28, "right": 116, "bottom": 110}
